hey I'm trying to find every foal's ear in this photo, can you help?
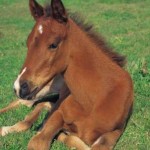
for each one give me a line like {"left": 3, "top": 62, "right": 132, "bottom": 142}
{"left": 29, "top": 0, "right": 44, "bottom": 20}
{"left": 51, "top": 0, "right": 68, "bottom": 23}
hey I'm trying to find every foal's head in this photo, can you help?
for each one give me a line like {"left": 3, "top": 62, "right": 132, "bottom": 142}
{"left": 14, "top": 0, "right": 70, "bottom": 100}
{"left": 14, "top": 0, "right": 125, "bottom": 100}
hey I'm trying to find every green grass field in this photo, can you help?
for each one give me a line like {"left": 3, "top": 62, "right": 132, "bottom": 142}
{"left": 0, "top": 0, "right": 150, "bottom": 149}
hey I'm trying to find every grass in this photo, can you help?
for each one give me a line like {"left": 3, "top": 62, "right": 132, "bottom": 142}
{"left": 0, "top": 0, "right": 150, "bottom": 149}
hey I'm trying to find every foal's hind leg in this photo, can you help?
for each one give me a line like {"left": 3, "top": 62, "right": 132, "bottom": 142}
{"left": 57, "top": 132, "right": 90, "bottom": 150}
{"left": 0, "top": 102, "right": 51, "bottom": 136}
{"left": 91, "top": 129, "right": 123, "bottom": 150}
{"left": 0, "top": 99, "right": 21, "bottom": 114}
{"left": 0, "top": 99, "right": 34, "bottom": 114}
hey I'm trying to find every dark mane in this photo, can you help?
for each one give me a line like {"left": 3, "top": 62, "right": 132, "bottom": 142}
{"left": 69, "top": 12, "right": 126, "bottom": 67}
{"left": 44, "top": 5, "right": 126, "bottom": 67}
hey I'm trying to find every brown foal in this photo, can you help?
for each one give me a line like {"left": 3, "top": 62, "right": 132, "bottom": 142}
{"left": 12, "top": 0, "right": 133, "bottom": 149}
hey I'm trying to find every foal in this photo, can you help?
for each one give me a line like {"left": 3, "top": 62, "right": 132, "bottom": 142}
{"left": 13, "top": 0, "right": 133, "bottom": 149}
{"left": 0, "top": 1, "right": 125, "bottom": 140}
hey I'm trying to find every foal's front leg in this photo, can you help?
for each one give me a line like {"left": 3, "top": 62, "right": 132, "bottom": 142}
{"left": 28, "top": 110, "right": 64, "bottom": 150}
{"left": 0, "top": 102, "right": 51, "bottom": 136}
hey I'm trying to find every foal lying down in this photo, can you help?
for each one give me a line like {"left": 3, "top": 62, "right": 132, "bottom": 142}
{"left": 2, "top": 0, "right": 133, "bottom": 150}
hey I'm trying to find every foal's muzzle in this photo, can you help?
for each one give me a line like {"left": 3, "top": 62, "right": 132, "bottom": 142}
{"left": 14, "top": 80, "right": 38, "bottom": 100}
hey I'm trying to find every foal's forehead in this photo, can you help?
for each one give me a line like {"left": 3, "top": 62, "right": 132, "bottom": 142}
{"left": 35, "top": 19, "right": 67, "bottom": 36}
{"left": 38, "top": 24, "right": 43, "bottom": 34}
{"left": 35, "top": 22, "right": 51, "bottom": 35}
{"left": 36, "top": 19, "right": 49, "bottom": 35}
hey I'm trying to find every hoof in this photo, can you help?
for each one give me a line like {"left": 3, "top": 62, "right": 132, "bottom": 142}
{"left": 0, "top": 126, "right": 10, "bottom": 136}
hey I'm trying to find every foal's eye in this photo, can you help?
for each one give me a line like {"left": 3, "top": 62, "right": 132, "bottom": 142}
{"left": 48, "top": 43, "right": 58, "bottom": 50}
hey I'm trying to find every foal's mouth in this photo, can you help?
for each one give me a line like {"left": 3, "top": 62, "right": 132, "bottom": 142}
{"left": 22, "top": 76, "right": 55, "bottom": 101}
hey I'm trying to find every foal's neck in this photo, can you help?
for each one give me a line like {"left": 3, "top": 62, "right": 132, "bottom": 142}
{"left": 64, "top": 19, "right": 121, "bottom": 111}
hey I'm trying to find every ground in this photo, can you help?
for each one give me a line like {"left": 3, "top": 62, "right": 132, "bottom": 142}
{"left": 0, "top": 0, "right": 150, "bottom": 150}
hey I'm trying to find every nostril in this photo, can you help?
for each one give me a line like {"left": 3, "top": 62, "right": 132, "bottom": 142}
{"left": 21, "top": 82, "right": 28, "bottom": 90}
{"left": 20, "top": 81, "right": 30, "bottom": 99}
